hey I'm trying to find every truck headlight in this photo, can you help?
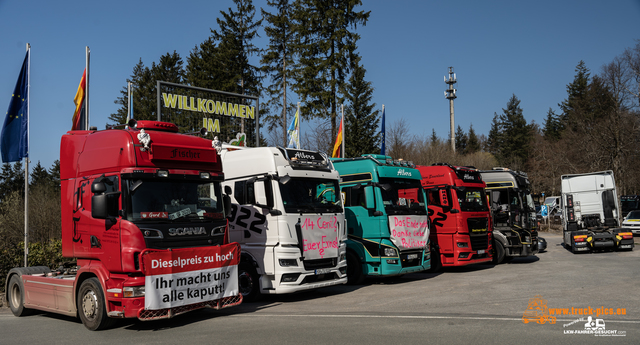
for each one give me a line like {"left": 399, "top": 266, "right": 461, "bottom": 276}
{"left": 279, "top": 259, "right": 298, "bottom": 267}
{"left": 383, "top": 247, "right": 398, "bottom": 257}
{"left": 123, "top": 286, "right": 145, "bottom": 298}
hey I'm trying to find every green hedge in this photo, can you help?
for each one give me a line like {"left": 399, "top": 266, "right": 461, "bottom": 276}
{"left": 0, "top": 240, "right": 65, "bottom": 293}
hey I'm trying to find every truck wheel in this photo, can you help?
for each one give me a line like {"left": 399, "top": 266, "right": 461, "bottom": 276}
{"left": 493, "top": 241, "right": 505, "bottom": 264}
{"left": 346, "top": 252, "right": 365, "bottom": 285}
{"left": 7, "top": 275, "right": 32, "bottom": 317}
{"left": 77, "top": 278, "right": 115, "bottom": 331}
{"left": 238, "top": 262, "right": 261, "bottom": 302}
{"left": 428, "top": 248, "right": 442, "bottom": 273}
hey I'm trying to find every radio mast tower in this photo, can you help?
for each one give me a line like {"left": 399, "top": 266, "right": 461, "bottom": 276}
{"left": 444, "top": 67, "right": 457, "bottom": 153}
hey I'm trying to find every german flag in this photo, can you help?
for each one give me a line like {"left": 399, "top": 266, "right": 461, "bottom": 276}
{"left": 71, "top": 69, "right": 86, "bottom": 130}
{"left": 332, "top": 116, "right": 343, "bottom": 158}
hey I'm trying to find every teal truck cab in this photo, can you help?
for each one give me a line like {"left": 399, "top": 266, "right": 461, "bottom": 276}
{"left": 331, "top": 155, "right": 430, "bottom": 284}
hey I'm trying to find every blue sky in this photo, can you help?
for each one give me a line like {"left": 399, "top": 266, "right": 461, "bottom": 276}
{"left": 1, "top": 0, "right": 639, "bottom": 170}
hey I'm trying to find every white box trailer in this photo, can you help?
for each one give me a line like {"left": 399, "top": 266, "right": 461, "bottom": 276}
{"left": 560, "top": 171, "right": 634, "bottom": 253}
{"left": 220, "top": 147, "right": 347, "bottom": 300}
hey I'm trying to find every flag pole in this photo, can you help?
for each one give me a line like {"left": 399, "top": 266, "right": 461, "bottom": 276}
{"left": 380, "top": 104, "right": 385, "bottom": 156}
{"left": 127, "top": 82, "right": 131, "bottom": 124}
{"left": 296, "top": 102, "right": 300, "bottom": 149}
{"left": 341, "top": 104, "right": 345, "bottom": 158}
{"left": 24, "top": 43, "right": 31, "bottom": 267}
{"left": 85, "top": 46, "right": 90, "bottom": 130}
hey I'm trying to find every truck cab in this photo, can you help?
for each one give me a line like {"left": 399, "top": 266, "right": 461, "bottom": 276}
{"left": 331, "top": 155, "right": 430, "bottom": 284}
{"left": 6, "top": 120, "right": 241, "bottom": 330}
{"left": 620, "top": 194, "right": 640, "bottom": 218}
{"left": 221, "top": 147, "right": 347, "bottom": 300}
{"left": 561, "top": 171, "right": 633, "bottom": 252}
{"left": 480, "top": 168, "right": 538, "bottom": 263}
{"left": 416, "top": 163, "right": 492, "bottom": 270}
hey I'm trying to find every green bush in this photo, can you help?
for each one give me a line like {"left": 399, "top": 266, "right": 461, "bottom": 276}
{"left": 0, "top": 239, "right": 65, "bottom": 293}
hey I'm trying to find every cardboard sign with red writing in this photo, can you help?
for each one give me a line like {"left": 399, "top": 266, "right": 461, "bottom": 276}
{"left": 141, "top": 243, "right": 239, "bottom": 310}
{"left": 300, "top": 215, "right": 339, "bottom": 259}
{"left": 388, "top": 215, "right": 430, "bottom": 251}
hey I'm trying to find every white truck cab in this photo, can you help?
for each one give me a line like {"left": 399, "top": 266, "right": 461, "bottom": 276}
{"left": 220, "top": 147, "right": 347, "bottom": 300}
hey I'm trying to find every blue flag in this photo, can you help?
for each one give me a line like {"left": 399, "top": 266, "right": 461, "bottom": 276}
{"left": 287, "top": 109, "right": 300, "bottom": 149}
{"left": 1, "top": 51, "right": 29, "bottom": 163}
{"left": 380, "top": 106, "right": 385, "bottom": 155}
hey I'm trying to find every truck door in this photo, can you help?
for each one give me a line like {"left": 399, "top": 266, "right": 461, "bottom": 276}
{"left": 75, "top": 174, "right": 122, "bottom": 271}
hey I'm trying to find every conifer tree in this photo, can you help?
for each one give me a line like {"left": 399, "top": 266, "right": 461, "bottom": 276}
{"left": 261, "top": 0, "right": 298, "bottom": 146}
{"left": 455, "top": 125, "right": 467, "bottom": 154}
{"left": 430, "top": 129, "right": 439, "bottom": 146}
{"left": 559, "top": 60, "right": 590, "bottom": 128}
{"left": 109, "top": 53, "right": 184, "bottom": 126}
{"left": 486, "top": 114, "right": 502, "bottom": 155}
{"left": 211, "top": 0, "right": 262, "bottom": 97}
{"left": 30, "top": 161, "right": 49, "bottom": 188}
{"left": 497, "top": 94, "right": 533, "bottom": 166}
{"left": 343, "top": 61, "right": 380, "bottom": 157}
{"left": 542, "top": 108, "right": 562, "bottom": 141}
{"left": 467, "top": 124, "right": 480, "bottom": 154}
{"left": 292, "top": 0, "right": 369, "bottom": 151}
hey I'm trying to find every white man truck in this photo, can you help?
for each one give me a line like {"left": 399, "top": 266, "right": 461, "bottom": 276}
{"left": 561, "top": 171, "right": 634, "bottom": 253}
{"left": 220, "top": 147, "right": 347, "bottom": 301}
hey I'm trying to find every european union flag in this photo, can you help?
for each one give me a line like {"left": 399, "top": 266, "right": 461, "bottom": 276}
{"left": 1, "top": 51, "right": 29, "bottom": 163}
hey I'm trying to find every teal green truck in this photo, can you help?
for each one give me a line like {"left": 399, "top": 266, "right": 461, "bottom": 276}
{"left": 331, "top": 155, "right": 431, "bottom": 284}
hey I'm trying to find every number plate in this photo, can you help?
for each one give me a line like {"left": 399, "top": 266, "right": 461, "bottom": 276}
{"left": 407, "top": 254, "right": 418, "bottom": 259}
{"left": 478, "top": 250, "right": 485, "bottom": 254}
{"left": 315, "top": 268, "right": 331, "bottom": 275}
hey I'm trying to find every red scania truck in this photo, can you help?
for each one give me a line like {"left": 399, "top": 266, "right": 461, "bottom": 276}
{"left": 416, "top": 164, "right": 492, "bottom": 271}
{"left": 4, "top": 120, "right": 241, "bottom": 330}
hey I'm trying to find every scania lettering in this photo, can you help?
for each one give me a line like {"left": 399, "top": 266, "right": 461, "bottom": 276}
{"left": 220, "top": 147, "right": 347, "bottom": 300}
{"left": 416, "top": 164, "right": 492, "bottom": 271}
{"left": 331, "top": 155, "right": 430, "bottom": 284}
{"left": 480, "top": 168, "right": 538, "bottom": 263}
{"left": 4, "top": 120, "right": 241, "bottom": 331}
{"left": 560, "top": 171, "right": 634, "bottom": 253}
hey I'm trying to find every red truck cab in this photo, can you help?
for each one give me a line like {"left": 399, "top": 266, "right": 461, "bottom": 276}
{"left": 5, "top": 120, "right": 241, "bottom": 330}
{"left": 416, "top": 163, "right": 492, "bottom": 270}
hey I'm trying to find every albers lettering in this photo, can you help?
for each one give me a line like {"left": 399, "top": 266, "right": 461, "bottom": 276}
{"left": 170, "top": 148, "right": 201, "bottom": 159}
{"left": 397, "top": 169, "right": 412, "bottom": 177}
{"left": 168, "top": 227, "right": 207, "bottom": 236}
{"left": 294, "top": 151, "right": 316, "bottom": 160}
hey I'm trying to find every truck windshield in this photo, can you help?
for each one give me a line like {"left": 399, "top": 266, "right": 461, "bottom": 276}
{"left": 280, "top": 178, "right": 342, "bottom": 214}
{"left": 455, "top": 187, "right": 488, "bottom": 212}
{"left": 621, "top": 198, "right": 639, "bottom": 212}
{"left": 125, "top": 179, "right": 225, "bottom": 222}
{"left": 379, "top": 178, "right": 427, "bottom": 215}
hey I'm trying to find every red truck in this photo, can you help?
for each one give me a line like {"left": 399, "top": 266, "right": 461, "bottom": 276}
{"left": 4, "top": 120, "right": 241, "bottom": 330}
{"left": 416, "top": 163, "right": 492, "bottom": 270}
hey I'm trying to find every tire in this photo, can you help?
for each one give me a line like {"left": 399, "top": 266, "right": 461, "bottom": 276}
{"left": 77, "top": 278, "right": 115, "bottom": 331}
{"left": 238, "top": 261, "right": 261, "bottom": 302}
{"left": 7, "top": 275, "right": 32, "bottom": 317}
{"left": 346, "top": 252, "right": 365, "bottom": 285}
{"left": 428, "top": 248, "right": 442, "bottom": 273}
{"left": 493, "top": 241, "right": 505, "bottom": 264}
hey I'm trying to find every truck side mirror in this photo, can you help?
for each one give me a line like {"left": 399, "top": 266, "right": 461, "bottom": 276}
{"left": 91, "top": 181, "right": 106, "bottom": 194}
{"left": 223, "top": 194, "right": 232, "bottom": 218}
{"left": 364, "top": 186, "right": 375, "bottom": 210}
{"left": 254, "top": 181, "right": 269, "bottom": 208}
{"left": 92, "top": 194, "right": 109, "bottom": 219}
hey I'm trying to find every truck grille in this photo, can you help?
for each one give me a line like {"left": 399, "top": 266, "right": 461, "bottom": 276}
{"left": 400, "top": 249, "right": 423, "bottom": 268}
{"left": 303, "top": 258, "right": 337, "bottom": 271}
{"left": 467, "top": 217, "right": 489, "bottom": 251}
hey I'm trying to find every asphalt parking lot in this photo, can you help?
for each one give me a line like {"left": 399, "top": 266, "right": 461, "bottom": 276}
{"left": 1, "top": 232, "right": 639, "bottom": 344}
